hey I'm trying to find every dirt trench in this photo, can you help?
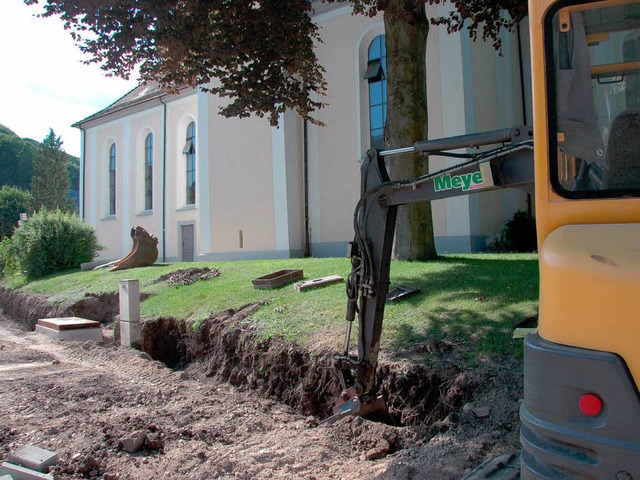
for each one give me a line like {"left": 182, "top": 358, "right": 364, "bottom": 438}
{"left": 134, "top": 304, "right": 478, "bottom": 425}
{"left": 0, "top": 289, "right": 120, "bottom": 331}
{"left": 0, "top": 288, "right": 483, "bottom": 426}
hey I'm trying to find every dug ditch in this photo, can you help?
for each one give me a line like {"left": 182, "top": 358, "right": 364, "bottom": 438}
{"left": 0, "top": 286, "right": 523, "bottom": 462}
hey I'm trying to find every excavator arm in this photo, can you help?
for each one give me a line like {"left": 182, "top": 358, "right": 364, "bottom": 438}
{"left": 327, "top": 126, "right": 535, "bottom": 423}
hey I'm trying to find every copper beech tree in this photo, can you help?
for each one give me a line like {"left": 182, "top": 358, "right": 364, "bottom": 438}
{"left": 28, "top": 0, "right": 527, "bottom": 259}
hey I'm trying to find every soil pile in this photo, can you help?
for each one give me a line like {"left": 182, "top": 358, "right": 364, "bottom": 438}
{"left": 153, "top": 267, "right": 221, "bottom": 286}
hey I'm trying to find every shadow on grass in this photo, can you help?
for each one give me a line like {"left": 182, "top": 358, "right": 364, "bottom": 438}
{"left": 384, "top": 255, "right": 538, "bottom": 360}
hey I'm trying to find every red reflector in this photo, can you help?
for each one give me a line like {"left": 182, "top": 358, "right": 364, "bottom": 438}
{"left": 579, "top": 393, "right": 603, "bottom": 416}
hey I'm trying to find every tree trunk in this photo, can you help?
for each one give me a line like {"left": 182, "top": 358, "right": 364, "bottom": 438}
{"left": 384, "top": 1, "right": 437, "bottom": 260}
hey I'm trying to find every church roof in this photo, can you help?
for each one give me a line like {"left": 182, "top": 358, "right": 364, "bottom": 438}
{"left": 72, "top": 81, "right": 182, "bottom": 128}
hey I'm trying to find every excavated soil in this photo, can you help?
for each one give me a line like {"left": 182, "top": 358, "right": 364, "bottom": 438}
{"left": 0, "top": 289, "right": 524, "bottom": 479}
{"left": 152, "top": 267, "right": 221, "bottom": 287}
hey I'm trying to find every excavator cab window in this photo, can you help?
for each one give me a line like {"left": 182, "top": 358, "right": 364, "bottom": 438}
{"left": 547, "top": 1, "right": 640, "bottom": 197}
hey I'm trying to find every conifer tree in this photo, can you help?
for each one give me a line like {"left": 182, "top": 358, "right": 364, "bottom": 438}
{"left": 31, "top": 129, "right": 70, "bottom": 211}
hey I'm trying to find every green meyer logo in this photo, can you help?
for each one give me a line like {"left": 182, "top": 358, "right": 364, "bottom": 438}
{"left": 434, "top": 172, "right": 484, "bottom": 192}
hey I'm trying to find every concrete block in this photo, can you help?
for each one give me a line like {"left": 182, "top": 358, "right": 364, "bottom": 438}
{"left": 119, "top": 279, "right": 140, "bottom": 322}
{"left": 35, "top": 325, "right": 102, "bottom": 343}
{"left": 8, "top": 446, "right": 57, "bottom": 473}
{"left": 0, "top": 463, "right": 53, "bottom": 480}
{"left": 0, "top": 474, "right": 14, "bottom": 480}
{"left": 120, "top": 320, "right": 141, "bottom": 347}
{"left": 37, "top": 318, "right": 100, "bottom": 331}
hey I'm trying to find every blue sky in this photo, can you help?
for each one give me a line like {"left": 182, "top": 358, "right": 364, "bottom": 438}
{"left": 0, "top": 0, "right": 139, "bottom": 157}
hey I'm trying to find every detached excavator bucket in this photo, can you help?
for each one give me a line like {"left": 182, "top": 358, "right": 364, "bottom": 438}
{"left": 111, "top": 226, "right": 159, "bottom": 271}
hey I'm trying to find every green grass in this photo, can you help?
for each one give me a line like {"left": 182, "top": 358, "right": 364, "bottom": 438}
{"left": 3, "top": 254, "right": 539, "bottom": 360}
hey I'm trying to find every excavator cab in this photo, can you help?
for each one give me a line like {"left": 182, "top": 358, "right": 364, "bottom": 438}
{"left": 521, "top": 0, "right": 640, "bottom": 477}
{"left": 549, "top": 2, "right": 640, "bottom": 194}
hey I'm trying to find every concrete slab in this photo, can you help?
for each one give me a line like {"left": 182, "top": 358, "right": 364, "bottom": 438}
{"left": 0, "top": 474, "right": 14, "bottom": 480}
{"left": 37, "top": 318, "right": 100, "bottom": 331}
{"left": 8, "top": 446, "right": 58, "bottom": 473}
{"left": 35, "top": 325, "right": 102, "bottom": 343}
{"left": 0, "top": 463, "right": 53, "bottom": 480}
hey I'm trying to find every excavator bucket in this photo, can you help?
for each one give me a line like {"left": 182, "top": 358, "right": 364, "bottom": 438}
{"left": 110, "top": 226, "right": 159, "bottom": 271}
{"left": 323, "top": 393, "right": 390, "bottom": 425}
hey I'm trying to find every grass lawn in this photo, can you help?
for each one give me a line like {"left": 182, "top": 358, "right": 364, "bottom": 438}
{"left": 3, "top": 254, "right": 539, "bottom": 360}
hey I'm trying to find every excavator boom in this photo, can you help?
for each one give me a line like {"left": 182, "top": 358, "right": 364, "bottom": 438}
{"left": 328, "top": 127, "right": 534, "bottom": 422}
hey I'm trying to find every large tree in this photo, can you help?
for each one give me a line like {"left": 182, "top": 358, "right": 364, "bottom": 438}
{"left": 31, "top": 129, "right": 71, "bottom": 211}
{"left": 28, "top": 0, "right": 527, "bottom": 259}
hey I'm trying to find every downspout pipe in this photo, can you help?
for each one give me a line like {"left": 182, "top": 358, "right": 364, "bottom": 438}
{"left": 79, "top": 125, "right": 86, "bottom": 220}
{"left": 159, "top": 96, "right": 168, "bottom": 262}
{"left": 303, "top": 119, "right": 311, "bottom": 257}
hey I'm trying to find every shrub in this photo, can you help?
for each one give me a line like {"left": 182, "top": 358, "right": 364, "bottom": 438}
{"left": 487, "top": 210, "right": 537, "bottom": 253}
{"left": 11, "top": 209, "right": 102, "bottom": 278}
{"left": 0, "top": 237, "right": 18, "bottom": 277}
{"left": 0, "top": 186, "right": 34, "bottom": 241}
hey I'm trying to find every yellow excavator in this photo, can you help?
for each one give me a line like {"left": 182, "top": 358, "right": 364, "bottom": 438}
{"left": 329, "top": 0, "right": 640, "bottom": 477}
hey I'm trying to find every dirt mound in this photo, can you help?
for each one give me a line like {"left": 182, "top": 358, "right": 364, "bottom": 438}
{"left": 67, "top": 293, "right": 120, "bottom": 323}
{"left": 154, "top": 267, "right": 220, "bottom": 286}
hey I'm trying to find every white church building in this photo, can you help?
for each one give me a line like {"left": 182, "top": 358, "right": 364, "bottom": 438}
{"left": 74, "top": 3, "right": 532, "bottom": 263}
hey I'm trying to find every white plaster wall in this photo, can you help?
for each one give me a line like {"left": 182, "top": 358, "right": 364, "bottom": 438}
{"left": 271, "top": 111, "right": 305, "bottom": 255}
{"left": 205, "top": 98, "right": 276, "bottom": 255}
{"left": 85, "top": 108, "right": 168, "bottom": 261}
{"left": 82, "top": 88, "right": 281, "bottom": 263}
{"left": 89, "top": 122, "right": 123, "bottom": 260}
{"left": 164, "top": 96, "right": 198, "bottom": 261}
{"left": 309, "top": 11, "right": 384, "bottom": 251}
{"left": 467, "top": 26, "right": 531, "bottom": 242}
{"left": 129, "top": 111, "right": 163, "bottom": 240}
{"left": 427, "top": 6, "right": 531, "bottom": 249}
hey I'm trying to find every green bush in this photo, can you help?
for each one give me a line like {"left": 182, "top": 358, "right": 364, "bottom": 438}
{"left": 487, "top": 210, "right": 537, "bottom": 253}
{"left": 0, "top": 237, "right": 18, "bottom": 277}
{"left": 0, "top": 186, "right": 34, "bottom": 240}
{"left": 11, "top": 209, "right": 102, "bottom": 278}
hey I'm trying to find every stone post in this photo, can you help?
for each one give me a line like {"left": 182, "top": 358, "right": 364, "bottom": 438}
{"left": 119, "top": 279, "right": 141, "bottom": 347}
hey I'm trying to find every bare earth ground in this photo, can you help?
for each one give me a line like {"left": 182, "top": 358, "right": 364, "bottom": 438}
{"left": 0, "top": 312, "right": 522, "bottom": 480}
